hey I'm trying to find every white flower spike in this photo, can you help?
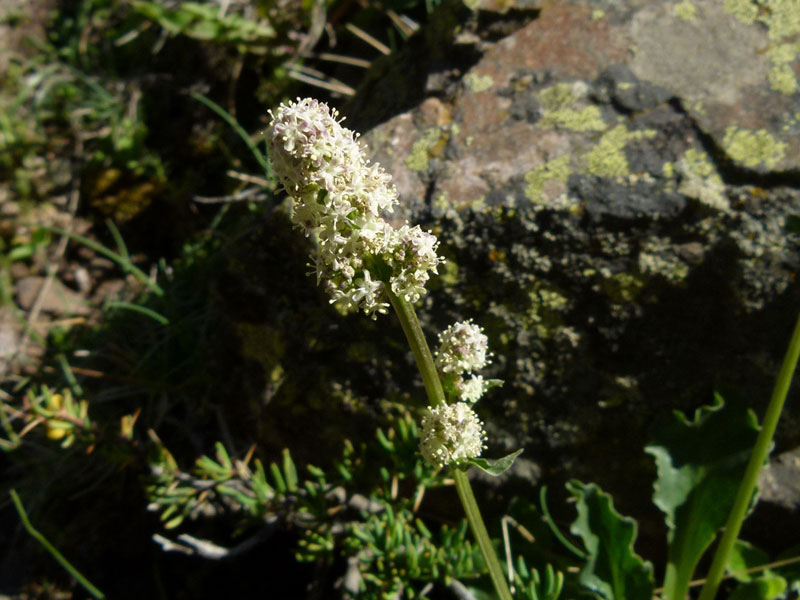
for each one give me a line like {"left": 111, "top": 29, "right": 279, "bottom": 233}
{"left": 266, "top": 97, "right": 443, "bottom": 317}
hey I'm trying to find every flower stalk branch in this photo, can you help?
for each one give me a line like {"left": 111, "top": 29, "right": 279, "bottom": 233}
{"left": 388, "top": 290, "right": 513, "bottom": 600}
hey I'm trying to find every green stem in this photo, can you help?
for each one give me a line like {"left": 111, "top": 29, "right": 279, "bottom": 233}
{"left": 387, "top": 291, "right": 514, "bottom": 600}
{"left": 453, "top": 469, "right": 515, "bottom": 599}
{"left": 387, "top": 291, "right": 446, "bottom": 409}
{"left": 697, "top": 311, "right": 800, "bottom": 600}
{"left": 10, "top": 489, "right": 105, "bottom": 599}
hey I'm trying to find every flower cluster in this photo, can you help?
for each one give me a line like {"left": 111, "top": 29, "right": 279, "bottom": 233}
{"left": 434, "top": 320, "right": 492, "bottom": 404}
{"left": 435, "top": 320, "right": 490, "bottom": 374}
{"left": 266, "top": 97, "right": 442, "bottom": 317}
{"left": 419, "top": 402, "right": 487, "bottom": 467}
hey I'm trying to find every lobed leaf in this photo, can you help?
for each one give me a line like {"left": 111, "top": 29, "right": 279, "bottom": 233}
{"left": 646, "top": 394, "right": 760, "bottom": 599}
{"left": 567, "top": 480, "right": 654, "bottom": 600}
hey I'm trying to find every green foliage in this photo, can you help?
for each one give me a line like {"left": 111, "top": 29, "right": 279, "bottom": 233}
{"left": 646, "top": 395, "right": 760, "bottom": 600}
{"left": 727, "top": 541, "right": 787, "bottom": 599}
{"left": 0, "top": 387, "right": 96, "bottom": 451}
{"left": 566, "top": 481, "right": 654, "bottom": 600}
{"left": 511, "top": 560, "right": 565, "bottom": 600}
{"left": 132, "top": 1, "right": 276, "bottom": 46}
{"left": 465, "top": 448, "right": 524, "bottom": 476}
{"left": 0, "top": 46, "right": 163, "bottom": 192}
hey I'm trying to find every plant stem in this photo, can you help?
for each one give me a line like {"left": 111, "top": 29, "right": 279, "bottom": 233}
{"left": 697, "top": 311, "right": 800, "bottom": 600}
{"left": 10, "top": 489, "right": 105, "bottom": 599}
{"left": 453, "top": 469, "right": 515, "bottom": 599}
{"left": 387, "top": 291, "right": 445, "bottom": 409}
{"left": 387, "top": 291, "right": 514, "bottom": 600}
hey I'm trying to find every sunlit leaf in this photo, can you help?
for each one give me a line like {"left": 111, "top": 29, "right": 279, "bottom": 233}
{"left": 464, "top": 448, "right": 523, "bottom": 476}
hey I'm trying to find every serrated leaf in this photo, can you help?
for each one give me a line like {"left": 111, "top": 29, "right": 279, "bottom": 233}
{"left": 645, "top": 394, "right": 759, "bottom": 599}
{"left": 567, "top": 480, "right": 654, "bottom": 600}
{"left": 464, "top": 448, "right": 523, "bottom": 476}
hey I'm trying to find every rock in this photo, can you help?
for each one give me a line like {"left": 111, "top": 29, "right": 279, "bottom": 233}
{"left": 0, "top": 306, "right": 21, "bottom": 380}
{"left": 328, "top": 0, "right": 800, "bottom": 537}
{"left": 760, "top": 447, "right": 800, "bottom": 511}
{"left": 0, "top": 0, "right": 52, "bottom": 73}
{"left": 628, "top": 0, "right": 800, "bottom": 173}
{"left": 15, "top": 276, "right": 91, "bottom": 316}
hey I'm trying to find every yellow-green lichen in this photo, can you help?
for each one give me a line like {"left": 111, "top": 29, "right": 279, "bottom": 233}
{"left": 601, "top": 271, "right": 646, "bottom": 304}
{"left": 524, "top": 155, "right": 571, "bottom": 203}
{"left": 725, "top": 0, "right": 800, "bottom": 40}
{"left": 537, "top": 83, "right": 607, "bottom": 132}
{"left": 538, "top": 83, "right": 576, "bottom": 111}
{"left": 526, "top": 283, "right": 570, "bottom": 339}
{"left": 722, "top": 126, "right": 787, "bottom": 169}
{"left": 677, "top": 148, "right": 729, "bottom": 211}
{"left": 723, "top": 0, "right": 758, "bottom": 24}
{"left": 470, "top": 196, "right": 487, "bottom": 213}
{"left": 591, "top": 8, "right": 605, "bottom": 21}
{"left": 638, "top": 238, "right": 690, "bottom": 283}
{"left": 662, "top": 161, "right": 675, "bottom": 178}
{"left": 725, "top": 0, "right": 800, "bottom": 94}
{"left": 760, "top": 0, "right": 800, "bottom": 41}
{"left": 463, "top": 72, "right": 494, "bottom": 93}
{"left": 581, "top": 126, "right": 655, "bottom": 178}
{"left": 541, "top": 106, "right": 607, "bottom": 132}
{"left": 768, "top": 42, "right": 800, "bottom": 95}
{"left": 405, "top": 128, "right": 447, "bottom": 171}
{"left": 674, "top": 0, "right": 698, "bottom": 21}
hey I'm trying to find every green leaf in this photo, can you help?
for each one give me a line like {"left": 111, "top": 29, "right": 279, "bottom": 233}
{"left": 645, "top": 394, "right": 760, "bottom": 600}
{"left": 729, "top": 540, "right": 769, "bottom": 583}
{"left": 485, "top": 378, "right": 504, "bottom": 391}
{"left": 464, "top": 448, "right": 523, "bottom": 476}
{"left": 282, "top": 448, "right": 298, "bottom": 492}
{"left": 726, "top": 541, "right": 787, "bottom": 600}
{"left": 567, "top": 480, "right": 654, "bottom": 600}
{"left": 729, "top": 576, "right": 787, "bottom": 600}
{"left": 270, "top": 461, "right": 287, "bottom": 494}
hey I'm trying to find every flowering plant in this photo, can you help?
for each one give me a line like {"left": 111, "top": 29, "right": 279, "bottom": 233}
{"left": 265, "top": 97, "right": 800, "bottom": 600}
{"left": 267, "top": 97, "right": 522, "bottom": 598}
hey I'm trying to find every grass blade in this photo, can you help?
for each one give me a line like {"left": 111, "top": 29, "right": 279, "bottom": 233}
{"left": 10, "top": 489, "right": 106, "bottom": 599}
{"left": 190, "top": 91, "right": 271, "bottom": 176}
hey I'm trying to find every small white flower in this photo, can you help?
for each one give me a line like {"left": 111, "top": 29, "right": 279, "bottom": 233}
{"left": 457, "top": 375, "right": 486, "bottom": 404}
{"left": 420, "top": 402, "right": 486, "bottom": 467}
{"left": 435, "top": 320, "right": 490, "bottom": 375}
